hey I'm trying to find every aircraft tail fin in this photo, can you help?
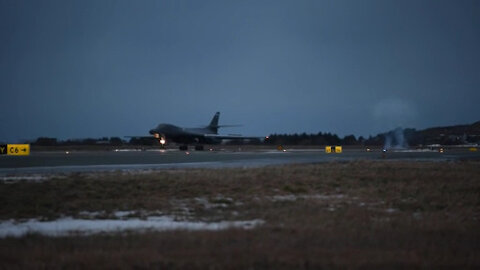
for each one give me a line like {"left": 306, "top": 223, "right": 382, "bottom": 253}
{"left": 207, "top": 112, "right": 221, "bottom": 133}
{"left": 207, "top": 112, "right": 241, "bottom": 134}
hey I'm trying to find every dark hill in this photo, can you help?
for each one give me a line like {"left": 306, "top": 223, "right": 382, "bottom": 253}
{"left": 421, "top": 121, "right": 480, "bottom": 137}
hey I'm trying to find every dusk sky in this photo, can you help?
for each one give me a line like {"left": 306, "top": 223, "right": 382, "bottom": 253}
{"left": 1, "top": 0, "right": 479, "bottom": 142}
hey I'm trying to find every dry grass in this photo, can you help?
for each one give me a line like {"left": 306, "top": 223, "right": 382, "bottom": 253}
{"left": 0, "top": 160, "right": 479, "bottom": 269}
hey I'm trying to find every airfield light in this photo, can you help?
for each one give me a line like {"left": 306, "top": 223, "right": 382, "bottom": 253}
{"left": 159, "top": 138, "right": 166, "bottom": 145}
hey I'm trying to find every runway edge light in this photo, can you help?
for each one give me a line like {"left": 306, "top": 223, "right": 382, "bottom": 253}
{"left": 7, "top": 144, "right": 30, "bottom": 156}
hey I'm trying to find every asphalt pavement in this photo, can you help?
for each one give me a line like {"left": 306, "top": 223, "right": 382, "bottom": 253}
{"left": 0, "top": 148, "right": 479, "bottom": 175}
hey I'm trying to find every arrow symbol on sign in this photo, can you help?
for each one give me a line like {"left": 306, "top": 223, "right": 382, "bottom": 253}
{"left": 21, "top": 148, "right": 26, "bottom": 152}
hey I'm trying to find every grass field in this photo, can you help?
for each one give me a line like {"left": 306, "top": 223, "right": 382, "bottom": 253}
{"left": 0, "top": 160, "right": 479, "bottom": 269}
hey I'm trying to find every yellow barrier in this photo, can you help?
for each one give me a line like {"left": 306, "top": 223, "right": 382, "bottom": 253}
{"left": 326, "top": 146, "right": 342, "bottom": 153}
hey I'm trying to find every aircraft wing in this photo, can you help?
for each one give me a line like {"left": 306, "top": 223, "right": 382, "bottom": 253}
{"left": 204, "top": 134, "right": 265, "bottom": 140}
{"left": 124, "top": 136, "right": 154, "bottom": 139}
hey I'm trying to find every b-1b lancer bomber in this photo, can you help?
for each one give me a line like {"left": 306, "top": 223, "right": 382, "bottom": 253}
{"left": 129, "top": 112, "right": 261, "bottom": 150}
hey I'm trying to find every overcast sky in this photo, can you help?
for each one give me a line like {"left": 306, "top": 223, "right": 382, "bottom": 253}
{"left": 1, "top": 0, "right": 479, "bottom": 141}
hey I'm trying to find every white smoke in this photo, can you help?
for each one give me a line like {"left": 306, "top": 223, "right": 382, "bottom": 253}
{"left": 383, "top": 127, "right": 408, "bottom": 150}
{"left": 373, "top": 98, "right": 417, "bottom": 150}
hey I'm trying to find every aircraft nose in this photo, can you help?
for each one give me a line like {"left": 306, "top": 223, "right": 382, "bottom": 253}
{"left": 149, "top": 129, "right": 156, "bottom": 135}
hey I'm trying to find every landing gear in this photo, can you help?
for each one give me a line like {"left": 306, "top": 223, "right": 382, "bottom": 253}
{"left": 194, "top": 145, "right": 204, "bottom": 151}
{"left": 154, "top": 134, "right": 167, "bottom": 149}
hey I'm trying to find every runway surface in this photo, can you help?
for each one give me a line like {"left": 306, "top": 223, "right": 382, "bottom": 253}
{"left": 1, "top": 148, "right": 479, "bottom": 175}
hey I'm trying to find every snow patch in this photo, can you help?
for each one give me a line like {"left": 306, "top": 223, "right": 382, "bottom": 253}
{"left": 0, "top": 216, "right": 264, "bottom": 238}
{"left": 0, "top": 175, "right": 49, "bottom": 182}
{"left": 271, "top": 194, "right": 346, "bottom": 202}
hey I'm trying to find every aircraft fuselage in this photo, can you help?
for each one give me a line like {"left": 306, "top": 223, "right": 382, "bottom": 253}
{"left": 149, "top": 124, "right": 219, "bottom": 144}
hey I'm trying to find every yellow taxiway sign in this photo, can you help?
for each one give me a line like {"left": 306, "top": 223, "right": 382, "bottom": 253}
{"left": 2, "top": 144, "right": 30, "bottom": 155}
